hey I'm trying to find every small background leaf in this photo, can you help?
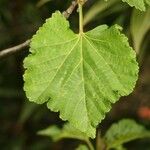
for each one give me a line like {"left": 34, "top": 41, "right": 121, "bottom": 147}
{"left": 76, "top": 144, "right": 89, "bottom": 150}
{"left": 122, "top": 0, "right": 145, "bottom": 11}
{"left": 130, "top": 8, "right": 150, "bottom": 54}
{"left": 38, "top": 123, "right": 89, "bottom": 142}
{"left": 115, "top": 145, "right": 127, "bottom": 150}
{"left": 38, "top": 125, "right": 61, "bottom": 141}
{"left": 146, "top": 0, "right": 150, "bottom": 5}
{"left": 104, "top": 119, "right": 150, "bottom": 149}
{"left": 106, "top": 0, "right": 150, "bottom": 11}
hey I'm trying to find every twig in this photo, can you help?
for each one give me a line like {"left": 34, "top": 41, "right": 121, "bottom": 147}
{"left": 62, "top": 0, "right": 77, "bottom": 19}
{"left": 0, "top": 40, "right": 31, "bottom": 59}
{"left": 0, "top": 0, "right": 77, "bottom": 59}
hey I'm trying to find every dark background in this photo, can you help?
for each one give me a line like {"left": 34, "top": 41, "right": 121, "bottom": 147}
{"left": 0, "top": 0, "right": 150, "bottom": 149}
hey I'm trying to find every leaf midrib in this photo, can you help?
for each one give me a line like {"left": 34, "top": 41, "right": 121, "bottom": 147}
{"left": 80, "top": 34, "right": 90, "bottom": 129}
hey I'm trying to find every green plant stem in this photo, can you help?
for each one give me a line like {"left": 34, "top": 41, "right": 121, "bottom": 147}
{"left": 78, "top": 3, "right": 83, "bottom": 33}
{"left": 85, "top": 139, "right": 95, "bottom": 150}
{"left": 96, "top": 129, "right": 101, "bottom": 150}
{"left": 96, "top": 129, "right": 105, "bottom": 150}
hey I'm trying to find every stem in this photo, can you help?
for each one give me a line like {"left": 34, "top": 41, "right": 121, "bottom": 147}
{"left": 78, "top": 3, "right": 83, "bottom": 34}
{"left": 62, "top": 0, "right": 77, "bottom": 19}
{"left": 0, "top": 40, "right": 30, "bottom": 59}
{"left": 96, "top": 129, "right": 100, "bottom": 150}
{"left": 96, "top": 129, "right": 105, "bottom": 150}
{"left": 85, "top": 139, "right": 95, "bottom": 150}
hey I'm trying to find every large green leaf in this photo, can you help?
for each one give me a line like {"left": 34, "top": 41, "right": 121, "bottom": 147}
{"left": 104, "top": 119, "right": 150, "bottom": 149}
{"left": 23, "top": 11, "right": 138, "bottom": 138}
{"left": 38, "top": 123, "right": 89, "bottom": 142}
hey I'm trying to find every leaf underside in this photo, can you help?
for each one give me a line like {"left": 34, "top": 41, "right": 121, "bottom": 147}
{"left": 23, "top": 11, "right": 138, "bottom": 138}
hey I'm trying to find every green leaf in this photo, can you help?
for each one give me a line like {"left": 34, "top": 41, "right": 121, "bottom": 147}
{"left": 38, "top": 123, "right": 89, "bottom": 142}
{"left": 76, "top": 145, "right": 89, "bottom": 150}
{"left": 23, "top": 11, "right": 138, "bottom": 138}
{"left": 122, "top": 0, "right": 145, "bottom": 11}
{"left": 106, "top": 0, "right": 150, "bottom": 11}
{"left": 146, "top": 0, "right": 150, "bottom": 5}
{"left": 130, "top": 8, "right": 150, "bottom": 54}
{"left": 38, "top": 125, "right": 62, "bottom": 141}
{"left": 115, "top": 145, "right": 127, "bottom": 150}
{"left": 104, "top": 119, "right": 150, "bottom": 149}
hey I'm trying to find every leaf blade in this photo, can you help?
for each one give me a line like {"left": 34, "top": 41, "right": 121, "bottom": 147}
{"left": 24, "top": 12, "right": 139, "bottom": 138}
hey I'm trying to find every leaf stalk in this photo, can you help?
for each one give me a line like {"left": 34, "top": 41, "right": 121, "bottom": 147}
{"left": 85, "top": 139, "right": 95, "bottom": 150}
{"left": 78, "top": 1, "right": 84, "bottom": 34}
